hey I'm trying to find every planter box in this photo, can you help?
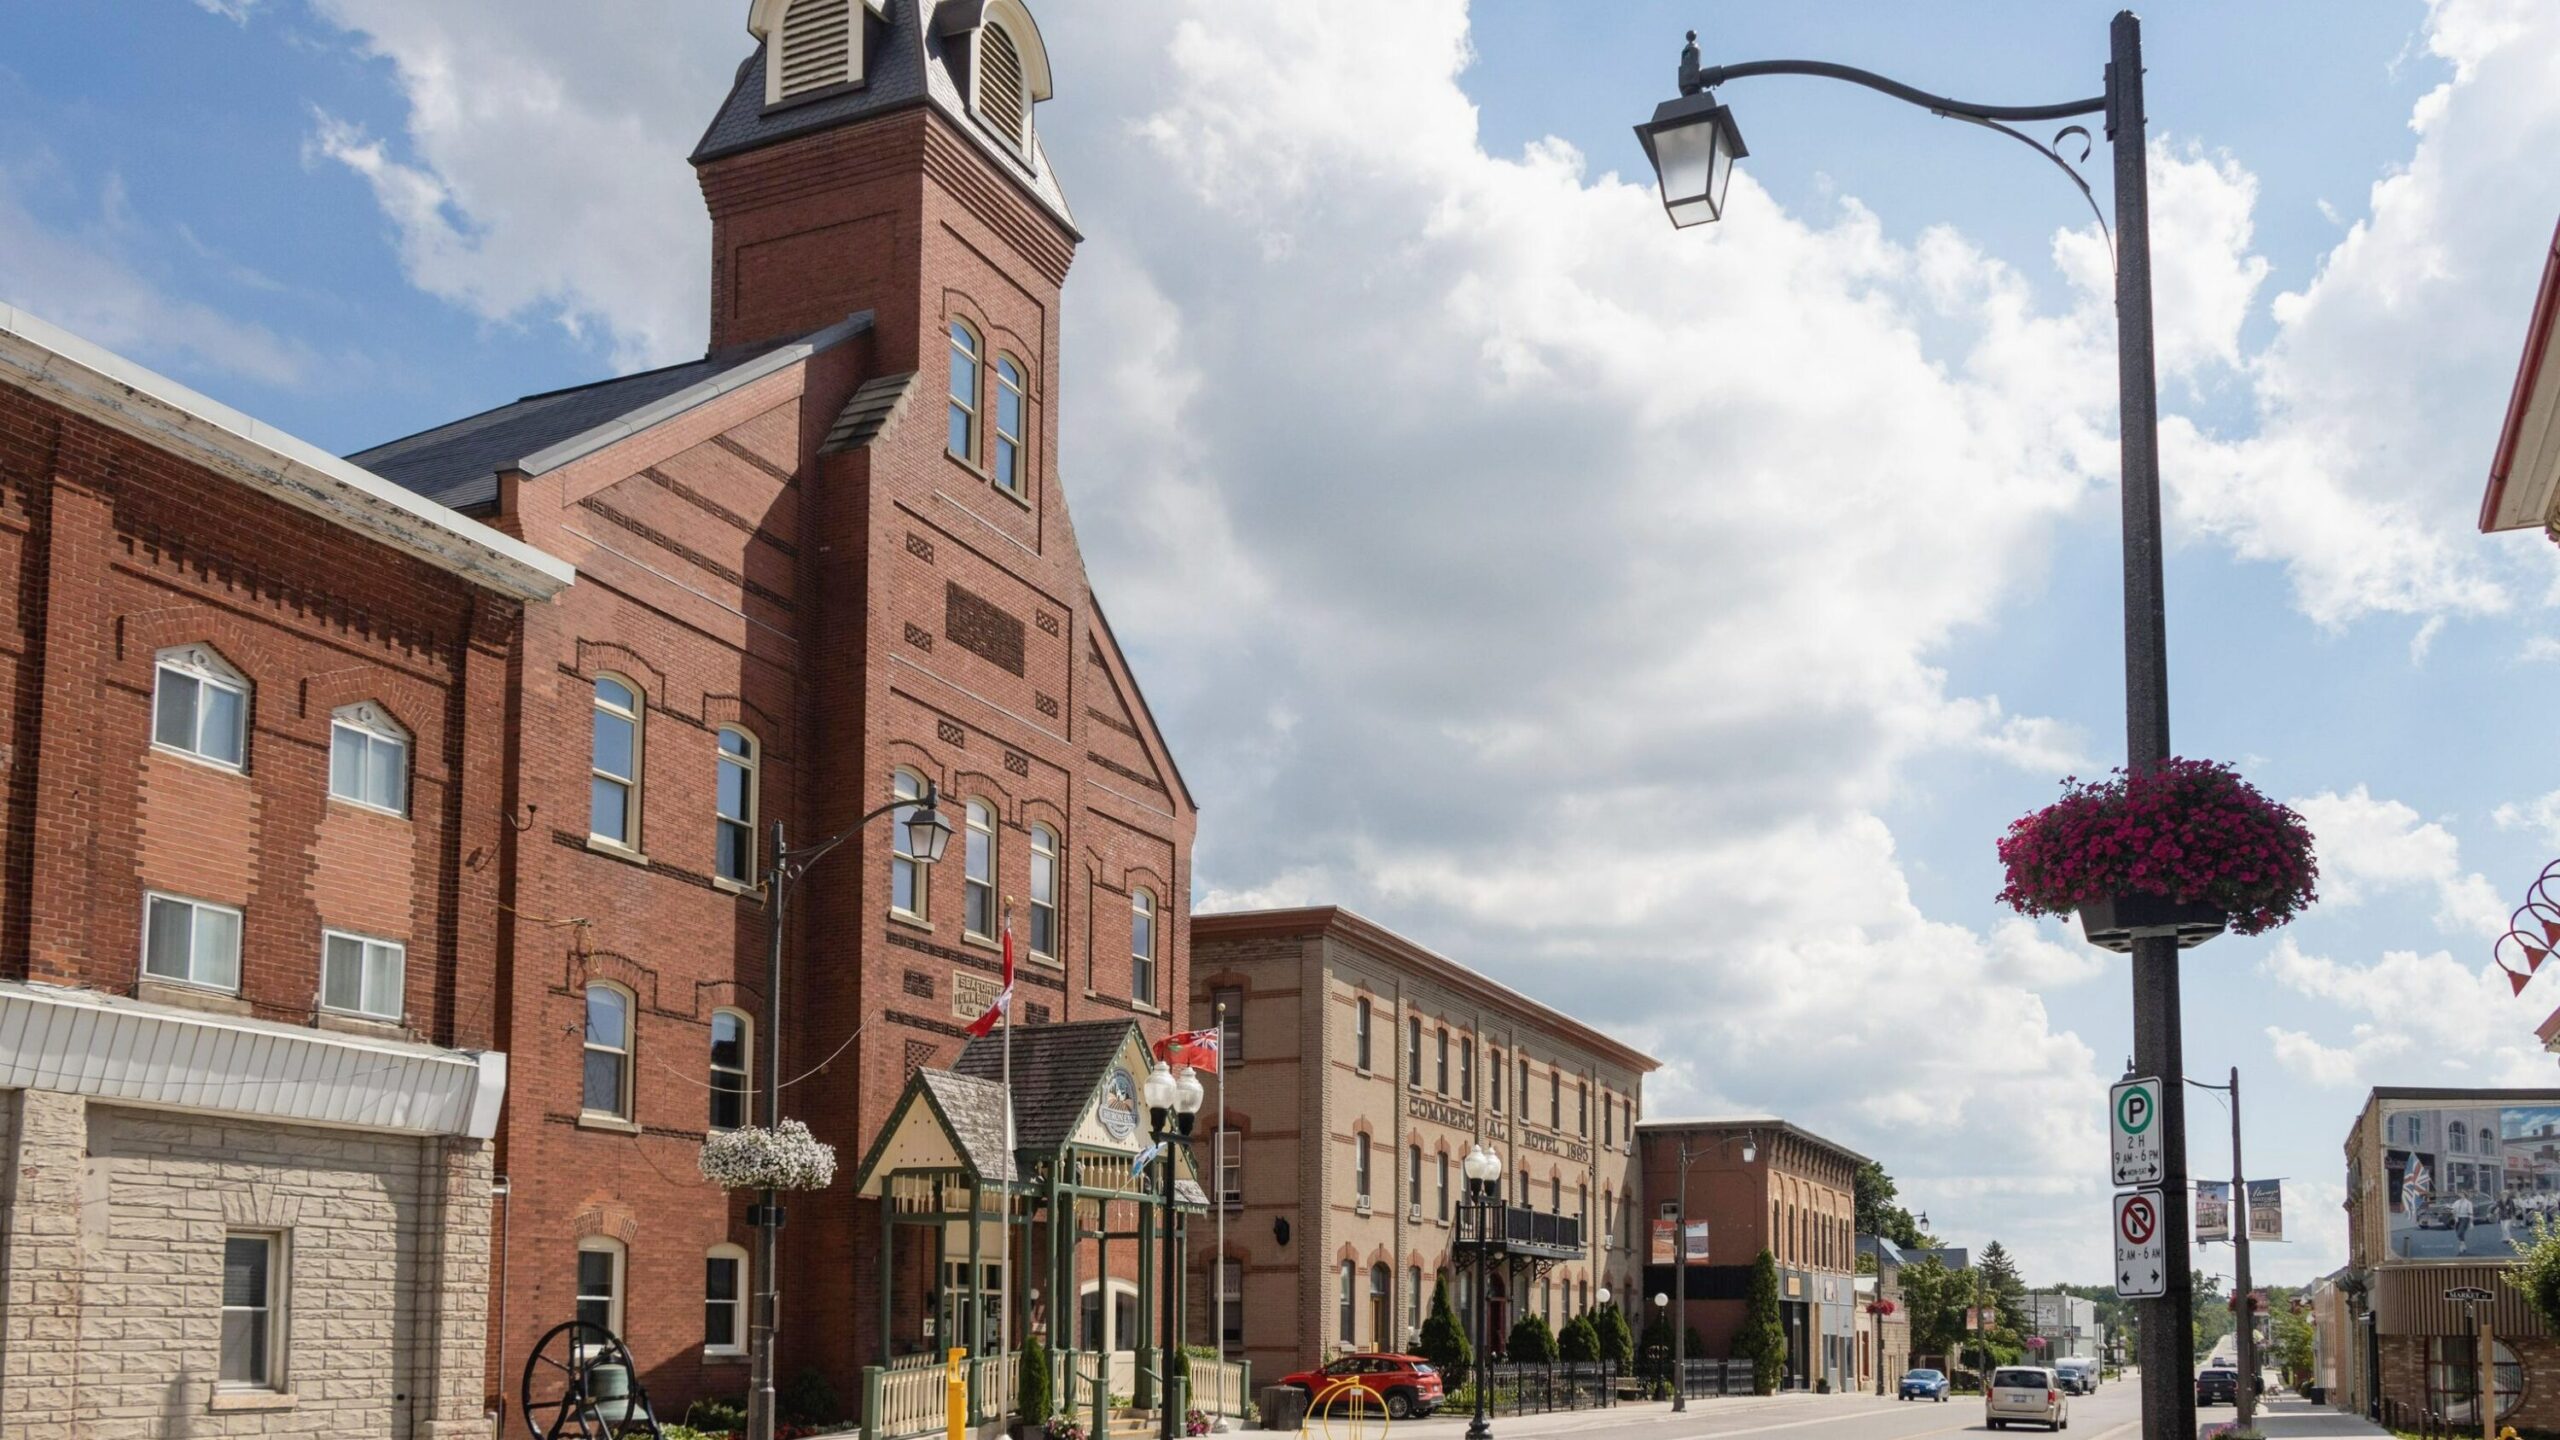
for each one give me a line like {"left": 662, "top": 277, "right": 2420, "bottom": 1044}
{"left": 2077, "top": 894, "right": 2227, "bottom": 954}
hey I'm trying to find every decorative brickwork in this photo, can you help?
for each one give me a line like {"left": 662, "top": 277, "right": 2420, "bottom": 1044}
{"left": 944, "top": 582, "right": 1026, "bottom": 675}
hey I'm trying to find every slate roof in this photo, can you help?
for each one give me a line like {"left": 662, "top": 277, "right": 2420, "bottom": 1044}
{"left": 919, "top": 1067, "right": 1019, "bottom": 1183}
{"left": 952, "top": 1018, "right": 1136, "bottom": 1154}
{"left": 822, "top": 371, "right": 918, "bottom": 454}
{"left": 347, "top": 314, "right": 870, "bottom": 514}
{"left": 689, "top": 0, "right": 1074, "bottom": 232}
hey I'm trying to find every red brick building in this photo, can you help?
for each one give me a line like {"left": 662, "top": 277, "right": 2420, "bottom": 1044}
{"left": 0, "top": 302, "right": 568, "bottom": 1436}
{"left": 340, "top": 0, "right": 1196, "bottom": 1423}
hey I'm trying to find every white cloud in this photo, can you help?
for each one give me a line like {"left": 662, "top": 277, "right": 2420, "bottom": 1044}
{"left": 2265, "top": 1026, "right": 2365, "bottom": 1088}
{"left": 2291, "top": 785, "right": 2508, "bottom": 936}
{"left": 2494, "top": 787, "right": 2560, "bottom": 847}
{"left": 191, "top": 0, "right": 258, "bottom": 23}
{"left": 2263, "top": 937, "right": 2551, "bottom": 1089}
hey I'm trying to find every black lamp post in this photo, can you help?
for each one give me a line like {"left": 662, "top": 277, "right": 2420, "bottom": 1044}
{"left": 748, "top": 784, "right": 954, "bottom": 1440}
{"left": 1145, "top": 1060, "right": 1205, "bottom": 1440}
{"left": 1460, "top": 1142, "right": 1504, "bottom": 1440}
{"left": 1640, "top": 18, "right": 2192, "bottom": 1440}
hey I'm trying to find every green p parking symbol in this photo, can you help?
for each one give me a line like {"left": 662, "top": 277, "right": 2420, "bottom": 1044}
{"left": 2110, "top": 1075, "right": 2162, "bottom": 1186}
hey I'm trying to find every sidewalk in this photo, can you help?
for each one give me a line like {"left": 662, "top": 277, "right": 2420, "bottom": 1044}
{"left": 2225, "top": 1396, "right": 2391, "bottom": 1440}
{"left": 1350, "top": 1390, "right": 1870, "bottom": 1440}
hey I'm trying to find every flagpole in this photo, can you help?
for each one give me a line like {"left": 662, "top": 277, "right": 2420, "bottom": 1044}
{"left": 1214, "top": 1003, "right": 1229, "bottom": 1432}
{"left": 1003, "top": 906, "right": 1016, "bottom": 1393}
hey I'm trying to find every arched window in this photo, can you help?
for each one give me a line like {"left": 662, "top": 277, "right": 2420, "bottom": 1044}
{"left": 153, "top": 643, "right": 249, "bottom": 768}
{"left": 1459, "top": 1037, "right": 1474, "bottom": 1101}
{"left": 993, "top": 357, "right": 1027, "bottom": 496}
{"left": 1406, "top": 1016, "right": 1422, "bottom": 1089}
{"left": 977, "top": 22, "right": 1030, "bottom": 146}
{"left": 577, "top": 1237, "right": 626, "bottom": 1349}
{"left": 2451, "top": 1122, "right": 2470, "bottom": 1153}
{"left": 947, "top": 320, "right": 982, "bottom": 462}
{"left": 706, "top": 1243, "right": 749, "bottom": 1355}
{"left": 716, "top": 728, "right": 757, "bottom": 884}
{"left": 963, "top": 799, "right": 997, "bottom": 940}
{"left": 891, "top": 769, "right": 930, "bottom": 918}
{"left": 1354, "top": 997, "right": 1372, "bottom": 1071}
{"left": 1436, "top": 1028, "right": 1449, "bottom": 1094}
{"left": 1131, "top": 888, "right": 1157, "bottom": 1006}
{"left": 1353, "top": 1132, "right": 1371, "bottom": 1202}
{"left": 583, "top": 982, "right": 633, "bottom": 1120}
{"left": 1408, "top": 1143, "right": 1422, "bottom": 1207}
{"left": 1437, "top": 1150, "right": 1450, "bottom": 1220}
{"left": 770, "top": 0, "right": 855, "bottom": 101}
{"left": 710, "top": 1009, "right": 751, "bottom": 1131}
{"left": 1028, "top": 824, "right": 1059, "bottom": 958}
{"left": 1338, "top": 1261, "right": 1355, "bottom": 1343}
{"left": 1408, "top": 1264, "right": 1424, "bottom": 1334}
{"left": 329, "top": 701, "right": 408, "bottom": 814}
{"left": 590, "top": 676, "right": 642, "bottom": 848}
{"left": 1491, "top": 1049, "right": 1504, "bottom": 1111}
{"left": 1369, "top": 1263, "right": 1391, "bottom": 1345}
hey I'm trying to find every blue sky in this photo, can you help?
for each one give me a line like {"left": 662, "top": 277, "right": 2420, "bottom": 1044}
{"left": 8, "top": 0, "right": 2559, "bottom": 1287}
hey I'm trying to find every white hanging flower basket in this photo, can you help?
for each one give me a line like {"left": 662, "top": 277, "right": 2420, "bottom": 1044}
{"left": 699, "top": 1119, "right": 839, "bottom": 1191}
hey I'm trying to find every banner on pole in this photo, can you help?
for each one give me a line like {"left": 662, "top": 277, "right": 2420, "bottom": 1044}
{"left": 1683, "top": 1221, "right": 1711, "bottom": 1263}
{"left": 2246, "top": 1179, "right": 2285, "bottom": 1242}
{"left": 1651, "top": 1218, "right": 1678, "bottom": 1265}
{"left": 2196, "top": 1180, "right": 2232, "bottom": 1242}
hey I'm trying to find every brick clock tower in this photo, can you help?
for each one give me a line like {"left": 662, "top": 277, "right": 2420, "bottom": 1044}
{"left": 352, "top": 0, "right": 1194, "bottom": 1420}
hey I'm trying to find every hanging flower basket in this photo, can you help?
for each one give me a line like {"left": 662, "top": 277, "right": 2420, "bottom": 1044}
{"left": 1995, "top": 758, "right": 2318, "bottom": 954}
{"left": 698, "top": 1119, "right": 839, "bottom": 1191}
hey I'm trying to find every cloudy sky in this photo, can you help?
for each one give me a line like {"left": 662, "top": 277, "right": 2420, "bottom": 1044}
{"left": 10, "top": 0, "right": 2560, "bottom": 1287}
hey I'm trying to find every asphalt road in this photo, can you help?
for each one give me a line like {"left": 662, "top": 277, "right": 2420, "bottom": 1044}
{"left": 1379, "top": 1377, "right": 2147, "bottom": 1440}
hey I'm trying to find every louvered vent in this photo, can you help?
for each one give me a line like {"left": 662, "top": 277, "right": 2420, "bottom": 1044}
{"left": 777, "top": 0, "right": 852, "bottom": 99}
{"left": 979, "top": 23, "right": 1028, "bottom": 144}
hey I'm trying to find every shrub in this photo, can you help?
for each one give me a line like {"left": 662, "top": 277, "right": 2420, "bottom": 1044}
{"left": 1558, "top": 1313, "right": 1600, "bottom": 1364}
{"left": 1738, "top": 1252, "right": 1786, "bottom": 1395}
{"left": 781, "top": 1366, "right": 840, "bottom": 1426}
{"left": 1506, "top": 1313, "right": 1558, "bottom": 1365}
{"left": 1418, "top": 1275, "right": 1473, "bottom": 1390}
{"left": 1995, "top": 759, "right": 2318, "bottom": 935}
{"left": 685, "top": 1396, "right": 749, "bottom": 1436}
{"left": 1020, "top": 1333, "right": 1054, "bottom": 1426}
{"left": 1598, "top": 1304, "right": 1634, "bottom": 1370}
{"left": 2511, "top": 1216, "right": 2560, "bottom": 1334}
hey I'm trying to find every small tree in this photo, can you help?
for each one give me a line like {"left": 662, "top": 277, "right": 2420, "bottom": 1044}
{"left": 1738, "top": 1250, "right": 1787, "bottom": 1395}
{"left": 1638, "top": 1307, "right": 1674, "bottom": 1391}
{"left": 1506, "top": 1313, "right": 1558, "bottom": 1365}
{"left": 2513, "top": 1216, "right": 2560, "bottom": 1335}
{"left": 1598, "top": 1303, "right": 1635, "bottom": 1370}
{"left": 1559, "top": 1313, "right": 1600, "bottom": 1364}
{"left": 1020, "top": 1333, "right": 1055, "bottom": 1428}
{"left": 1419, "top": 1275, "right": 1473, "bottom": 1391}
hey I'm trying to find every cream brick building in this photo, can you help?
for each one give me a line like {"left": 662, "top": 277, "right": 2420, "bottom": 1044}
{"left": 1188, "top": 908, "right": 1656, "bottom": 1379}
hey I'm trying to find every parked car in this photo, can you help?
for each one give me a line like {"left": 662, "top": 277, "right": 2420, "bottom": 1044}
{"left": 1985, "top": 1366, "right": 2068, "bottom": 1431}
{"left": 1275, "top": 1353, "right": 1445, "bottom": 1420}
{"left": 2195, "top": 1365, "right": 2238, "bottom": 1407}
{"left": 1899, "top": 1368, "right": 1951, "bottom": 1402}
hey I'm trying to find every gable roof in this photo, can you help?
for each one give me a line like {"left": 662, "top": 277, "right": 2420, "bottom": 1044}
{"left": 691, "top": 0, "right": 1075, "bottom": 234}
{"left": 951, "top": 1018, "right": 1134, "bottom": 1153}
{"left": 919, "top": 1066, "right": 1019, "bottom": 1182}
{"left": 348, "top": 313, "right": 871, "bottom": 514}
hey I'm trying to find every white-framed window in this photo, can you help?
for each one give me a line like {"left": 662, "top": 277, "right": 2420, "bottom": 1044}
{"left": 1354, "top": 998, "right": 1373, "bottom": 1072}
{"left": 706, "top": 1244, "right": 748, "bottom": 1356}
{"left": 1214, "top": 984, "right": 1243, "bottom": 1063}
{"left": 590, "top": 675, "right": 642, "bottom": 848}
{"left": 320, "top": 929, "right": 405, "bottom": 1020}
{"left": 891, "top": 769, "right": 930, "bottom": 919}
{"left": 1406, "top": 1016, "right": 1422, "bottom": 1089}
{"left": 220, "top": 1231, "right": 284, "bottom": 1389}
{"left": 583, "top": 982, "right": 633, "bottom": 1120}
{"left": 716, "top": 727, "right": 757, "bottom": 884}
{"left": 1491, "top": 1049, "right": 1503, "bottom": 1111}
{"left": 1436, "top": 1028, "right": 1449, "bottom": 1093}
{"left": 144, "top": 892, "right": 242, "bottom": 993}
{"left": 153, "top": 644, "right": 248, "bottom": 769}
{"left": 710, "top": 1008, "right": 751, "bottom": 1131}
{"left": 1218, "top": 1126, "right": 1242, "bottom": 1205}
{"left": 1460, "top": 1037, "right": 1473, "bottom": 1101}
{"left": 1409, "top": 1265, "right": 1423, "bottom": 1334}
{"left": 328, "top": 702, "right": 408, "bottom": 814}
{"left": 1409, "top": 1143, "right": 1422, "bottom": 1207}
{"left": 976, "top": 21, "right": 1031, "bottom": 147}
{"left": 963, "top": 799, "right": 996, "bottom": 940}
{"left": 1028, "top": 823, "right": 1059, "bottom": 958}
{"left": 1353, "top": 1132, "right": 1371, "bottom": 1202}
{"left": 1436, "top": 1151, "right": 1449, "bottom": 1221}
{"left": 992, "top": 356, "right": 1027, "bottom": 496}
{"left": 577, "top": 1237, "right": 626, "bottom": 1345}
{"left": 1220, "top": 1257, "right": 1244, "bottom": 1350}
{"left": 1337, "top": 1260, "right": 1355, "bottom": 1344}
{"left": 948, "top": 320, "right": 982, "bottom": 462}
{"left": 1131, "top": 888, "right": 1157, "bottom": 1006}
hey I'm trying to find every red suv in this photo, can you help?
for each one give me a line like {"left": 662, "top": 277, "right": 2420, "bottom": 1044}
{"left": 1278, "top": 1353, "right": 1445, "bottom": 1419}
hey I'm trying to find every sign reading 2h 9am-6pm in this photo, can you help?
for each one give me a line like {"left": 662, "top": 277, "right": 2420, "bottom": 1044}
{"left": 2111, "top": 1075, "right": 2164, "bottom": 1187}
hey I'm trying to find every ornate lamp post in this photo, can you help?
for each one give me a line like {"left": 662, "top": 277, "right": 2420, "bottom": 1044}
{"left": 747, "top": 786, "right": 953, "bottom": 1440}
{"left": 1640, "top": 18, "right": 2195, "bottom": 1440}
{"left": 1145, "top": 1060, "right": 1206, "bottom": 1440}
{"left": 1461, "top": 1143, "right": 1504, "bottom": 1440}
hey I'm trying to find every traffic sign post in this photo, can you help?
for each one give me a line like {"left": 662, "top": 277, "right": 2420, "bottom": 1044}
{"left": 2111, "top": 1076, "right": 2164, "bottom": 1187}
{"left": 2115, "top": 1189, "right": 2167, "bottom": 1299}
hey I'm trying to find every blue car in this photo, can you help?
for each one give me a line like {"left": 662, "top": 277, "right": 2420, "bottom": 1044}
{"left": 1901, "top": 1369, "right": 1951, "bottom": 1402}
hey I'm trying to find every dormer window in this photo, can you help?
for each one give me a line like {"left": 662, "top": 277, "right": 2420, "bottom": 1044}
{"left": 756, "top": 0, "right": 888, "bottom": 106}
{"left": 977, "top": 22, "right": 1030, "bottom": 148}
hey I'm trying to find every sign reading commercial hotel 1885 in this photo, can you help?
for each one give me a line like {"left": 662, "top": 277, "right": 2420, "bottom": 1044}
{"left": 1517, "top": 1127, "right": 1591, "bottom": 1166}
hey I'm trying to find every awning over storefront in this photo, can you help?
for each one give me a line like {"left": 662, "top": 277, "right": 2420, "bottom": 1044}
{"left": 0, "top": 978, "right": 505, "bottom": 1138}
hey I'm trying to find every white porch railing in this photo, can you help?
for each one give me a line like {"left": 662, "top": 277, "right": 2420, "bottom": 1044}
{"left": 1191, "top": 1359, "right": 1252, "bottom": 1417}
{"left": 873, "top": 1364, "right": 943, "bottom": 1439}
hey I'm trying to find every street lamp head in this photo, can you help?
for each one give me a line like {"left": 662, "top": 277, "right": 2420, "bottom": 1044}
{"left": 905, "top": 786, "right": 956, "bottom": 864}
{"left": 1636, "top": 87, "right": 1747, "bottom": 229}
{"left": 1142, "top": 1059, "right": 1177, "bottom": 1112}
{"left": 1740, "top": 1138, "right": 1756, "bottom": 1164}
{"left": 1596, "top": 1286, "right": 1611, "bottom": 1307}
{"left": 1464, "top": 1144, "right": 1502, "bottom": 1183}
{"left": 1653, "top": 1292, "right": 1668, "bottom": 1309}
{"left": 1173, "top": 1065, "right": 1206, "bottom": 1116}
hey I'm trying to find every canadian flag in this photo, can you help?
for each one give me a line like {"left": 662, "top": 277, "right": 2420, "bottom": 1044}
{"left": 966, "top": 912, "right": 1016, "bottom": 1038}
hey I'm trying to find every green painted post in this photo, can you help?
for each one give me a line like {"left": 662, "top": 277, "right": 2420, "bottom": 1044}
{"left": 864, "top": 1366, "right": 886, "bottom": 1440}
{"left": 1137, "top": 1198, "right": 1157, "bottom": 1411}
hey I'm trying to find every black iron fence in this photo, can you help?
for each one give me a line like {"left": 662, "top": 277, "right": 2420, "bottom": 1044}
{"left": 1461, "top": 1362, "right": 1618, "bottom": 1415}
{"left": 1650, "top": 1358, "right": 1755, "bottom": 1399}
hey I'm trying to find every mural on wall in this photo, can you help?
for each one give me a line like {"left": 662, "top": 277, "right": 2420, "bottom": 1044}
{"left": 2381, "top": 1105, "right": 2560, "bottom": 1260}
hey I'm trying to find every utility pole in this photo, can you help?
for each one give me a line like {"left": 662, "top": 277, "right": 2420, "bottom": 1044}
{"left": 2227, "top": 1067, "right": 2257, "bottom": 1430}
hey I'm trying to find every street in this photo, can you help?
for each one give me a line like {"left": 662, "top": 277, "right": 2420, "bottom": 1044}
{"left": 1382, "top": 1386, "right": 2382, "bottom": 1440}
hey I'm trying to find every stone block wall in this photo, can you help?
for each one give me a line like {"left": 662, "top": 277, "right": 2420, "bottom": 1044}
{"left": 0, "top": 1088, "right": 492, "bottom": 1439}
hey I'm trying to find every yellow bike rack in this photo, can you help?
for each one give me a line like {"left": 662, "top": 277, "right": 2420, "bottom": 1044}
{"left": 1304, "top": 1376, "right": 1391, "bottom": 1440}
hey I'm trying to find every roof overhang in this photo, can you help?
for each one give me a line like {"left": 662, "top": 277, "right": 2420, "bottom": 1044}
{"left": 0, "top": 302, "right": 574, "bottom": 602}
{"left": 2482, "top": 216, "right": 2560, "bottom": 535}
{"left": 0, "top": 979, "right": 506, "bottom": 1139}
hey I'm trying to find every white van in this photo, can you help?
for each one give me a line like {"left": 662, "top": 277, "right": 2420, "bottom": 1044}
{"left": 2054, "top": 1358, "right": 2098, "bottom": 1395}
